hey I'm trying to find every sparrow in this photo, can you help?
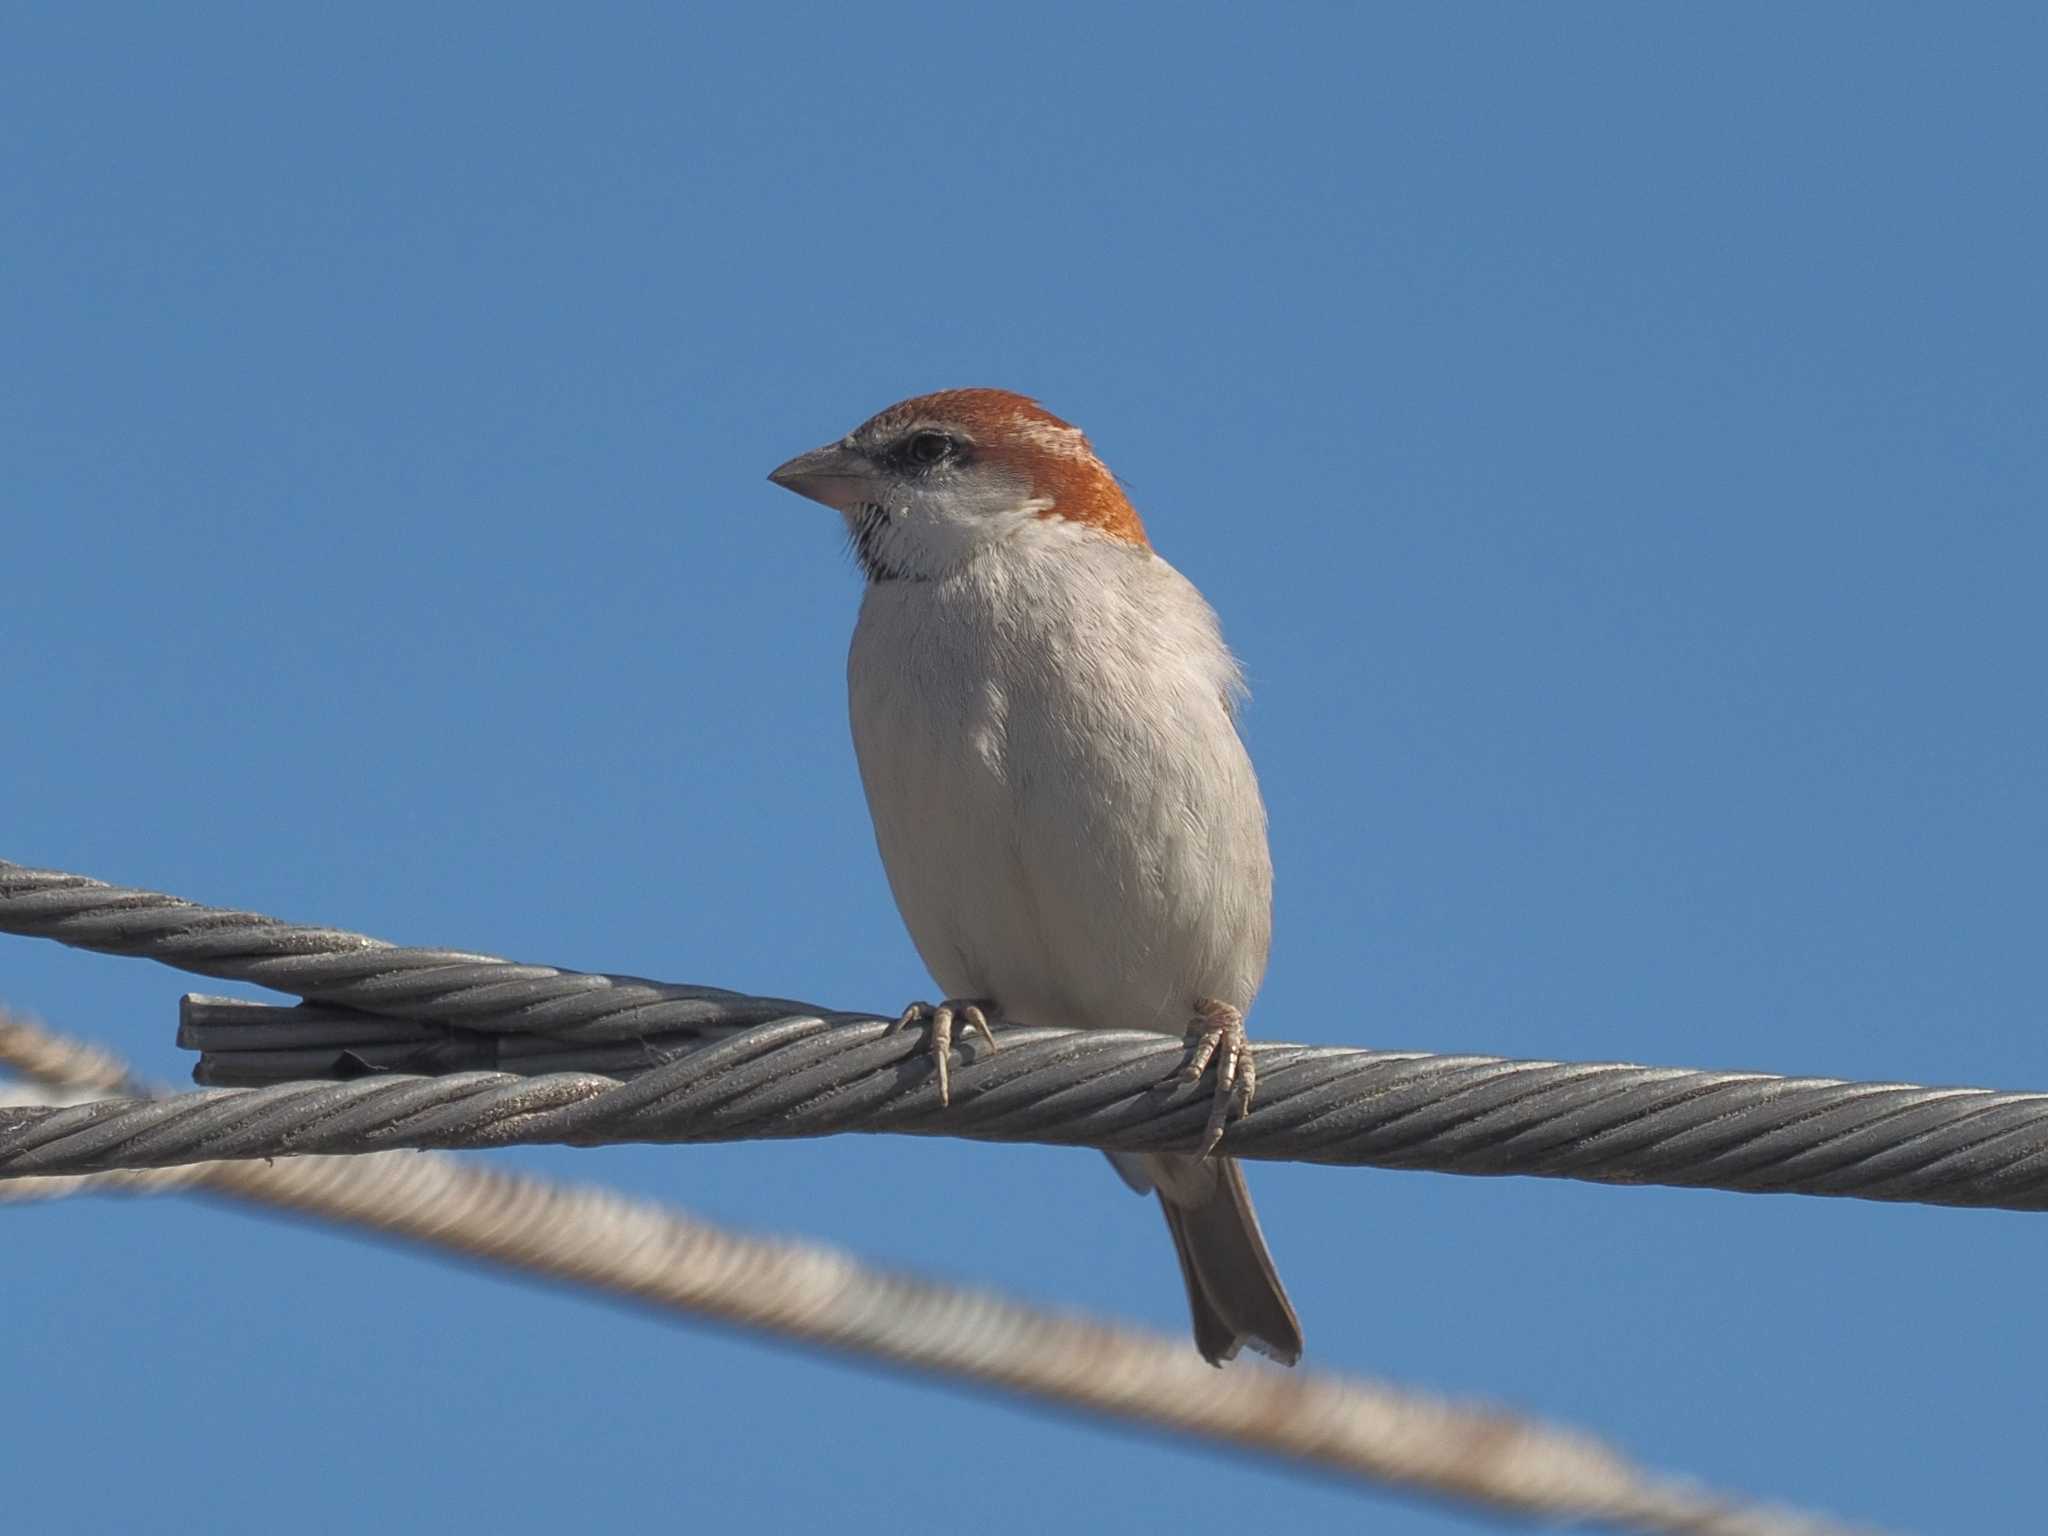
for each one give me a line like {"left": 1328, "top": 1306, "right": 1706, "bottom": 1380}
{"left": 768, "top": 388, "right": 1301, "bottom": 1367}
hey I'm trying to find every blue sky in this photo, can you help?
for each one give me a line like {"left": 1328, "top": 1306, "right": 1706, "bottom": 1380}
{"left": 4, "top": 5, "right": 2044, "bottom": 1532}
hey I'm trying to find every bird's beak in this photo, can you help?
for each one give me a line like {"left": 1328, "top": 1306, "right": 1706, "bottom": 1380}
{"left": 767, "top": 441, "right": 875, "bottom": 512}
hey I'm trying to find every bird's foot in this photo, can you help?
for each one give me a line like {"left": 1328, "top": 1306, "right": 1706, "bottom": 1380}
{"left": 1177, "top": 998, "right": 1257, "bottom": 1158}
{"left": 888, "top": 998, "right": 998, "bottom": 1107}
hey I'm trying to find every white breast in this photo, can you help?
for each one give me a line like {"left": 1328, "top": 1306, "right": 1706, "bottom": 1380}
{"left": 846, "top": 523, "right": 1272, "bottom": 1036}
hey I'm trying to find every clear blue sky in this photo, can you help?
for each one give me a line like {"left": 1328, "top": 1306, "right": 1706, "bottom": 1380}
{"left": 5, "top": 6, "right": 2043, "bottom": 1532}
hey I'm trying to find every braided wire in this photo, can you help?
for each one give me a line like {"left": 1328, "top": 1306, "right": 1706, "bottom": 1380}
{"left": 6, "top": 1011, "right": 2048, "bottom": 1210}
{"left": 0, "top": 862, "right": 825, "bottom": 1041}
{"left": 5, "top": 858, "right": 2047, "bottom": 1212}
{"left": 0, "top": 1014, "right": 1884, "bottom": 1536}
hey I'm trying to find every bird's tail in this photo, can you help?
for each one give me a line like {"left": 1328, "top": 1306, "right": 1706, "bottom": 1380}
{"left": 1107, "top": 1150, "right": 1303, "bottom": 1366}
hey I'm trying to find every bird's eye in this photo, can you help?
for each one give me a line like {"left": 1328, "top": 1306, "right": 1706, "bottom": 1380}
{"left": 905, "top": 431, "right": 953, "bottom": 466}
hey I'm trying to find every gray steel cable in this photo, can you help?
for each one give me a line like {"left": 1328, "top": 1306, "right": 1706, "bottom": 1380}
{"left": 176, "top": 995, "right": 743, "bottom": 1084}
{"left": 8, "top": 1005, "right": 2048, "bottom": 1210}
{"left": 0, "top": 1011, "right": 1885, "bottom": 1536}
{"left": 0, "top": 861, "right": 831, "bottom": 1042}
{"left": 6, "top": 858, "right": 2048, "bottom": 1213}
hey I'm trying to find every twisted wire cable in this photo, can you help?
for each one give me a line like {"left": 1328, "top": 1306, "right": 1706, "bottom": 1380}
{"left": 0, "top": 861, "right": 831, "bottom": 1042}
{"left": 176, "top": 995, "right": 729, "bottom": 1084}
{"left": 7, "top": 1002, "right": 2048, "bottom": 1212}
{"left": 0, "top": 1012, "right": 1885, "bottom": 1536}
{"left": 6, "top": 858, "right": 2048, "bottom": 1212}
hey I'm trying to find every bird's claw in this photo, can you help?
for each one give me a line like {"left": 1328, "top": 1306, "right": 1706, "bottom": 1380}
{"left": 1177, "top": 999, "right": 1257, "bottom": 1157}
{"left": 889, "top": 998, "right": 998, "bottom": 1107}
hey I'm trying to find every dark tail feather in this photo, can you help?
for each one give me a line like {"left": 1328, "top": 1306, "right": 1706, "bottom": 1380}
{"left": 1142, "top": 1152, "right": 1303, "bottom": 1367}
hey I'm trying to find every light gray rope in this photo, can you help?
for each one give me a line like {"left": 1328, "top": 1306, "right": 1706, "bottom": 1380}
{"left": 5, "top": 858, "right": 2047, "bottom": 1212}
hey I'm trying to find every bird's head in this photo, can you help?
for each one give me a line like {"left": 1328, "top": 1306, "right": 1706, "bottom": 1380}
{"left": 767, "top": 388, "right": 1147, "bottom": 582}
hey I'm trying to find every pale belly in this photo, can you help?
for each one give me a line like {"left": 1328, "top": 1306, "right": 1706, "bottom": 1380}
{"left": 848, "top": 586, "right": 1272, "bottom": 1036}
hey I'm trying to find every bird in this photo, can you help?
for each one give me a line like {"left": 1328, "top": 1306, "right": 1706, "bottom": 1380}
{"left": 767, "top": 388, "right": 1301, "bottom": 1367}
